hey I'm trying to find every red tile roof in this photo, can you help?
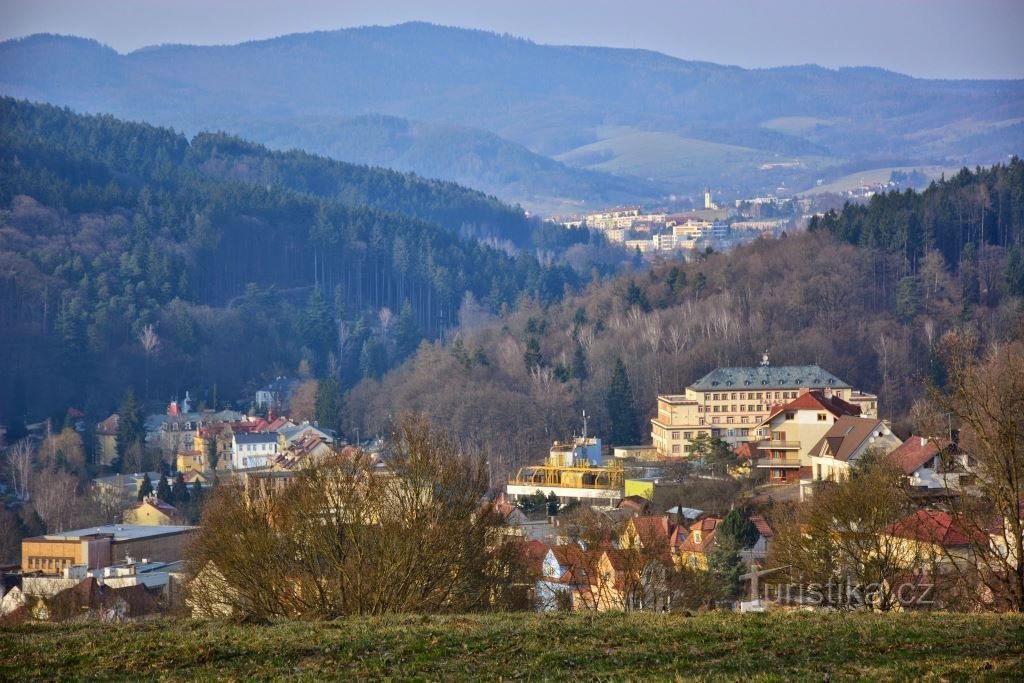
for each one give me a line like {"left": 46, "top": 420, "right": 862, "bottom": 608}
{"left": 760, "top": 389, "right": 861, "bottom": 426}
{"left": 734, "top": 442, "right": 760, "bottom": 460}
{"left": 96, "top": 414, "right": 119, "bottom": 436}
{"left": 629, "top": 515, "right": 671, "bottom": 548}
{"left": 885, "top": 509, "right": 981, "bottom": 547}
{"left": 749, "top": 514, "right": 774, "bottom": 539}
{"left": 888, "top": 436, "right": 943, "bottom": 476}
{"left": 678, "top": 517, "right": 720, "bottom": 554}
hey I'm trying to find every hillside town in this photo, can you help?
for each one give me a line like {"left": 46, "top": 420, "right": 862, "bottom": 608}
{"left": 553, "top": 190, "right": 803, "bottom": 258}
{"left": 2, "top": 348, "right": 1014, "bottom": 622}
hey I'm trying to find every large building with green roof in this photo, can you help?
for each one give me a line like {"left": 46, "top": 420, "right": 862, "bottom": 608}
{"left": 651, "top": 355, "right": 877, "bottom": 457}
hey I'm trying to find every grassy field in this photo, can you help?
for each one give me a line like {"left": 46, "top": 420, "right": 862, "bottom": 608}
{"left": 2, "top": 611, "right": 1023, "bottom": 681}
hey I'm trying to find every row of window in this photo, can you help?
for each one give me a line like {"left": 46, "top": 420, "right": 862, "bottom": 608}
{"left": 707, "top": 391, "right": 800, "bottom": 401}
{"left": 703, "top": 404, "right": 765, "bottom": 414}
{"left": 26, "top": 556, "right": 74, "bottom": 571}
{"left": 238, "top": 443, "right": 278, "bottom": 452}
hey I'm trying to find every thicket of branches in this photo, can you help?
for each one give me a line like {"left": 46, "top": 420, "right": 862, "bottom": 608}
{"left": 186, "top": 416, "right": 530, "bottom": 620}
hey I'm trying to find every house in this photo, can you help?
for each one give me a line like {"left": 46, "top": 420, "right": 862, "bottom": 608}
{"left": 593, "top": 548, "right": 671, "bottom": 612}
{"left": 95, "top": 414, "right": 119, "bottom": 466}
{"left": 677, "top": 517, "right": 721, "bottom": 570}
{"left": 620, "top": 515, "right": 672, "bottom": 554}
{"left": 883, "top": 509, "right": 979, "bottom": 571}
{"left": 755, "top": 388, "right": 862, "bottom": 484}
{"left": 887, "top": 436, "right": 972, "bottom": 491}
{"left": 92, "top": 472, "right": 164, "bottom": 503}
{"left": 255, "top": 376, "right": 298, "bottom": 413}
{"left": 494, "top": 503, "right": 529, "bottom": 528}
{"left": 536, "top": 545, "right": 592, "bottom": 611}
{"left": 231, "top": 432, "right": 280, "bottom": 470}
{"left": 651, "top": 355, "right": 877, "bottom": 456}
{"left": 278, "top": 421, "right": 334, "bottom": 448}
{"left": 617, "top": 495, "right": 654, "bottom": 516}
{"left": 742, "top": 515, "right": 774, "bottom": 564}
{"left": 15, "top": 576, "right": 164, "bottom": 623}
{"left": 175, "top": 449, "right": 206, "bottom": 474}
{"left": 123, "top": 497, "right": 181, "bottom": 526}
{"left": 807, "top": 416, "right": 903, "bottom": 486}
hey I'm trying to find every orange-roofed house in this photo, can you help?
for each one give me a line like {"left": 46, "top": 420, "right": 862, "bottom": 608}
{"left": 883, "top": 509, "right": 981, "bottom": 570}
{"left": 620, "top": 515, "right": 672, "bottom": 554}
{"left": 887, "top": 436, "right": 973, "bottom": 491}
{"left": 755, "top": 388, "right": 862, "bottom": 485}
{"left": 677, "top": 517, "right": 721, "bottom": 570}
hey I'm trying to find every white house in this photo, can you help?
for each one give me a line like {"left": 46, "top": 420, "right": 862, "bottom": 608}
{"left": 231, "top": 432, "right": 279, "bottom": 470}
{"left": 887, "top": 436, "right": 972, "bottom": 490}
{"left": 807, "top": 416, "right": 902, "bottom": 484}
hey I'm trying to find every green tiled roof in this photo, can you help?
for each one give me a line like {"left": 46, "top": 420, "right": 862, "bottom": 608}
{"left": 690, "top": 365, "right": 851, "bottom": 391}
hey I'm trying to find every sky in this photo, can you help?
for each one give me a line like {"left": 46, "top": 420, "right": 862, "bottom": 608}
{"left": 1, "top": 0, "right": 1022, "bottom": 80}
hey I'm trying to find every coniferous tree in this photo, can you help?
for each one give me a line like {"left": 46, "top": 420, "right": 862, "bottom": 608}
{"left": 546, "top": 492, "right": 560, "bottom": 517}
{"left": 116, "top": 389, "right": 146, "bottom": 473}
{"left": 315, "top": 375, "right": 344, "bottom": 434}
{"left": 300, "top": 286, "right": 338, "bottom": 371}
{"left": 570, "top": 342, "right": 588, "bottom": 381}
{"left": 718, "top": 508, "right": 760, "bottom": 550}
{"left": 606, "top": 357, "right": 641, "bottom": 446}
{"left": 394, "top": 301, "right": 422, "bottom": 360}
{"left": 895, "top": 276, "right": 922, "bottom": 321}
{"left": 625, "top": 280, "right": 651, "bottom": 312}
{"left": 172, "top": 472, "right": 189, "bottom": 505}
{"left": 157, "top": 474, "right": 172, "bottom": 503}
{"left": 523, "top": 337, "right": 543, "bottom": 372}
{"left": 205, "top": 435, "right": 219, "bottom": 471}
{"left": 137, "top": 473, "right": 153, "bottom": 501}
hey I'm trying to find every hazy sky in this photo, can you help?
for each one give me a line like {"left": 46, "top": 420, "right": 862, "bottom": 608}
{"left": 1, "top": 0, "right": 1022, "bottom": 79}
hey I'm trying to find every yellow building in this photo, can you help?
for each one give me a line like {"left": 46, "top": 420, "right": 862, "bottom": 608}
{"left": 176, "top": 449, "right": 206, "bottom": 474}
{"left": 651, "top": 356, "right": 877, "bottom": 457}
{"left": 123, "top": 497, "right": 181, "bottom": 526}
{"left": 95, "top": 414, "right": 119, "bottom": 466}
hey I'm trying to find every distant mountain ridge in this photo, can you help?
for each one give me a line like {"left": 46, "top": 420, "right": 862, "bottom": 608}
{"left": 1, "top": 23, "right": 1021, "bottom": 209}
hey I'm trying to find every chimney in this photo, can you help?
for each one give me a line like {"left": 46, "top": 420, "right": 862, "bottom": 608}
{"left": 798, "top": 387, "right": 810, "bottom": 397}
{"left": 920, "top": 436, "right": 926, "bottom": 447}
{"left": 760, "top": 352, "right": 770, "bottom": 367}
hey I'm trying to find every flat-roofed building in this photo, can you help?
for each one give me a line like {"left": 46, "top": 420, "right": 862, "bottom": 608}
{"left": 22, "top": 525, "right": 196, "bottom": 575}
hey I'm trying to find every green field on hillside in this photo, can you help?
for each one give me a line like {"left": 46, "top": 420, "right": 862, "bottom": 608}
{"left": 2, "top": 612, "right": 1022, "bottom": 681}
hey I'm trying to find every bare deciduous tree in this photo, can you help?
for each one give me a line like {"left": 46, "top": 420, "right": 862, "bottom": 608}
{"left": 139, "top": 323, "right": 160, "bottom": 401}
{"left": 6, "top": 439, "right": 33, "bottom": 500}
{"left": 928, "top": 331, "right": 1024, "bottom": 611}
{"left": 186, "top": 415, "right": 529, "bottom": 620}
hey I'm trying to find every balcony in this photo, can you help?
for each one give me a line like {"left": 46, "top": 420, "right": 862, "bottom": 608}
{"left": 757, "top": 440, "right": 801, "bottom": 450}
{"left": 756, "top": 457, "right": 802, "bottom": 468}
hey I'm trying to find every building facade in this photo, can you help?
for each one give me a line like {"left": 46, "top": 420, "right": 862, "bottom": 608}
{"left": 651, "top": 357, "right": 877, "bottom": 457}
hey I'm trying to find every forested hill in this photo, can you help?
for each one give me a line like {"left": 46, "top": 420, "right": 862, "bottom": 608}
{"left": 0, "top": 98, "right": 579, "bottom": 421}
{"left": 0, "top": 97, "right": 536, "bottom": 247}
{"left": 809, "top": 160, "right": 1024, "bottom": 270}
